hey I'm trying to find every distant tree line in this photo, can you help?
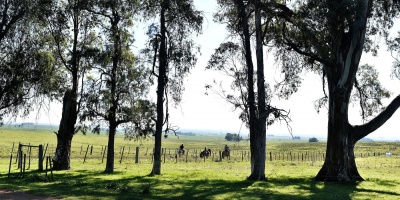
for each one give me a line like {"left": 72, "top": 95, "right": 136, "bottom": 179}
{"left": 225, "top": 133, "right": 242, "bottom": 142}
{"left": 176, "top": 132, "right": 196, "bottom": 136}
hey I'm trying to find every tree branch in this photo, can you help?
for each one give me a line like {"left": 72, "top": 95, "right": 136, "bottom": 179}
{"left": 282, "top": 23, "right": 328, "bottom": 66}
{"left": 0, "top": 2, "right": 25, "bottom": 42}
{"left": 353, "top": 94, "right": 400, "bottom": 141}
{"left": 151, "top": 36, "right": 159, "bottom": 77}
{"left": 354, "top": 78, "right": 366, "bottom": 120}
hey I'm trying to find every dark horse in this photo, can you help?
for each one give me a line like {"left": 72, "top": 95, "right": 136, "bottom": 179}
{"left": 178, "top": 149, "right": 185, "bottom": 157}
{"left": 222, "top": 149, "right": 230, "bottom": 159}
{"left": 200, "top": 149, "right": 211, "bottom": 158}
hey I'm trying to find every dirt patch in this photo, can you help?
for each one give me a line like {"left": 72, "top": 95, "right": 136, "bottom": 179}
{"left": 0, "top": 190, "right": 59, "bottom": 200}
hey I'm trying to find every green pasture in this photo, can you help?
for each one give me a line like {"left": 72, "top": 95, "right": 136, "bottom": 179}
{"left": 0, "top": 128, "right": 399, "bottom": 199}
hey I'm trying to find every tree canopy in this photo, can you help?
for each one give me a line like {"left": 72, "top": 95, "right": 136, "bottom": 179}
{"left": 0, "top": 0, "right": 61, "bottom": 121}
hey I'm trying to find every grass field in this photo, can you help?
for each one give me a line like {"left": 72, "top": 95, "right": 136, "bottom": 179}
{"left": 0, "top": 127, "right": 399, "bottom": 199}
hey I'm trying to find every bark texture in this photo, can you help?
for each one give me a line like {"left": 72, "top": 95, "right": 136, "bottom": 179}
{"left": 248, "top": 0, "right": 267, "bottom": 181}
{"left": 315, "top": 85, "right": 362, "bottom": 181}
{"left": 150, "top": 0, "right": 167, "bottom": 176}
{"left": 104, "top": 122, "right": 116, "bottom": 173}
{"left": 53, "top": 90, "right": 77, "bottom": 170}
{"left": 315, "top": 0, "right": 372, "bottom": 181}
{"left": 53, "top": 5, "right": 80, "bottom": 170}
{"left": 234, "top": 0, "right": 266, "bottom": 181}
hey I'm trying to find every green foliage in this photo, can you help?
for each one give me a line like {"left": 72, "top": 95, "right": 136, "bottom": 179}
{"left": 225, "top": 133, "right": 242, "bottom": 142}
{"left": 79, "top": 0, "right": 155, "bottom": 138}
{"left": 207, "top": 3, "right": 291, "bottom": 131}
{"left": 353, "top": 64, "right": 391, "bottom": 120}
{"left": 308, "top": 137, "right": 319, "bottom": 142}
{"left": 140, "top": 0, "right": 203, "bottom": 106}
{"left": 271, "top": 0, "right": 400, "bottom": 116}
{"left": 0, "top": 0, "right": 63, "bottom": 120}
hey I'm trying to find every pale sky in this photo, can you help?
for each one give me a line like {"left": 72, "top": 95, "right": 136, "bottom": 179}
{"left": 20, "top": 0, "right": 400, "bottom": 140}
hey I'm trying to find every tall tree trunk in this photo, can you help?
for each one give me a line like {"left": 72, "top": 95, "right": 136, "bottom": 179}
{"left": 234, "top": 0, "right": 266, "bottom": 180}
{"left": 314, "top": 0, "right": 370, "bottom": 181}
{"left": 150, "top": 0, "right": 167, "bottom": 176}
{"left": 248, "top": 0, "right": 267, "bottom": 181}
{"left": 315, "top": 85, "right": 362, "bottom": 181}
{"left": 104, "top": 121, "right": 116, "bottom": 173}
{"left": 53, "top": 7, "right": 80, "bottom": 170}
{"left": 104, "top": 13, "right": 120, "bottom": 173}
{"left": 53, "top": 90, "right": 77, "bottom": 170}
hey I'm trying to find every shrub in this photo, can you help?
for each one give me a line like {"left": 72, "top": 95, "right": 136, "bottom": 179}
{"left": 225, "top": 133, "right": 242, "bottom": 142}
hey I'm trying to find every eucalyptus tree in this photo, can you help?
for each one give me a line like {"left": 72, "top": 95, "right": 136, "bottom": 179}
{"left": 81, "top": 0, "right": 155, "bottom": 173}
{"left": 40, "top": 0, "right": 100, "bottom": 170}
{"left": 269, "top": 0, "right": 400, "bottom": 181}
{"left": 0, "top": 0, "right": 59, "bottom": 121}
{"left": 140, "top": 0, "right": 203, "bottom": 175}
{"left": 209, "top": 0, "right": 290, "bottom": 180}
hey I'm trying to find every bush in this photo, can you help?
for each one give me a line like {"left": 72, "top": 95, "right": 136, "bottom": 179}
{"left": 309, "top": 137, "right": 319, "bottom": 142}
{"left": 225, "top": 133, "right": 242, "bottom": 142}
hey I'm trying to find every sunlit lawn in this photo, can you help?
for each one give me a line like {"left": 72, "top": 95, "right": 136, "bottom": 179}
{"left": 0, "top": 128, "right": 399, "bottom": 199}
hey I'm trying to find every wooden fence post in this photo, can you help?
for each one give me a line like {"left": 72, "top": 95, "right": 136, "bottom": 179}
{"left": 18, "top": 146, "right": 23, "bottom": 169}
{"left": 135, "top": 147, "right": 139, "bottom": 164}
{"left": 42, "top": 143, "right": 48, "bottom": 162}
{"left": 27, "top": 146, "right": 32, "bottom": 170}
{"left": 120, "top": 146, "right": 125, "bottom": 164}
{"left": 17, "top": 143, "right": 22, "bottom": 167}
{"left": 83, "top": 145, "right": 89, "bottom": 163}
{"left": 102, "top": 146, "right": 107, "bottom": 163}
{"left": 38, "top": 145, "right": 43, "bottom": 171}
{"left": 270, "top": 152, "right": 272, "bottom": 161}
{"left": 8, "top": 154, "right": 12, "bottom": 178}
{"left": 48, "top": 156, "right": 54, "bottom": 182}
{"left": 22, "top": 154, "right": 26, "bottom": 178}
{"left": 45, "top": 155, "right": 49, "bottom": 179}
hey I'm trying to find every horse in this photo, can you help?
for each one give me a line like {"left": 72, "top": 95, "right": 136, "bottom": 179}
{"left": 222, "top": 149, "right": 230, "bottom": 159}
{"left": 178, "top": 149, "right": 185, "bottom": 157}
{"left": 200, "top": 149, "right": 211, "bottom": 158}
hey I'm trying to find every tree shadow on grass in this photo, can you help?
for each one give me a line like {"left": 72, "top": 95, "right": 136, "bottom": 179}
{"left": 269, "top": 176, "right": 400, "bottom": 200}
{"left": 1, "top": 171, "right": 400, "bottom": 200}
